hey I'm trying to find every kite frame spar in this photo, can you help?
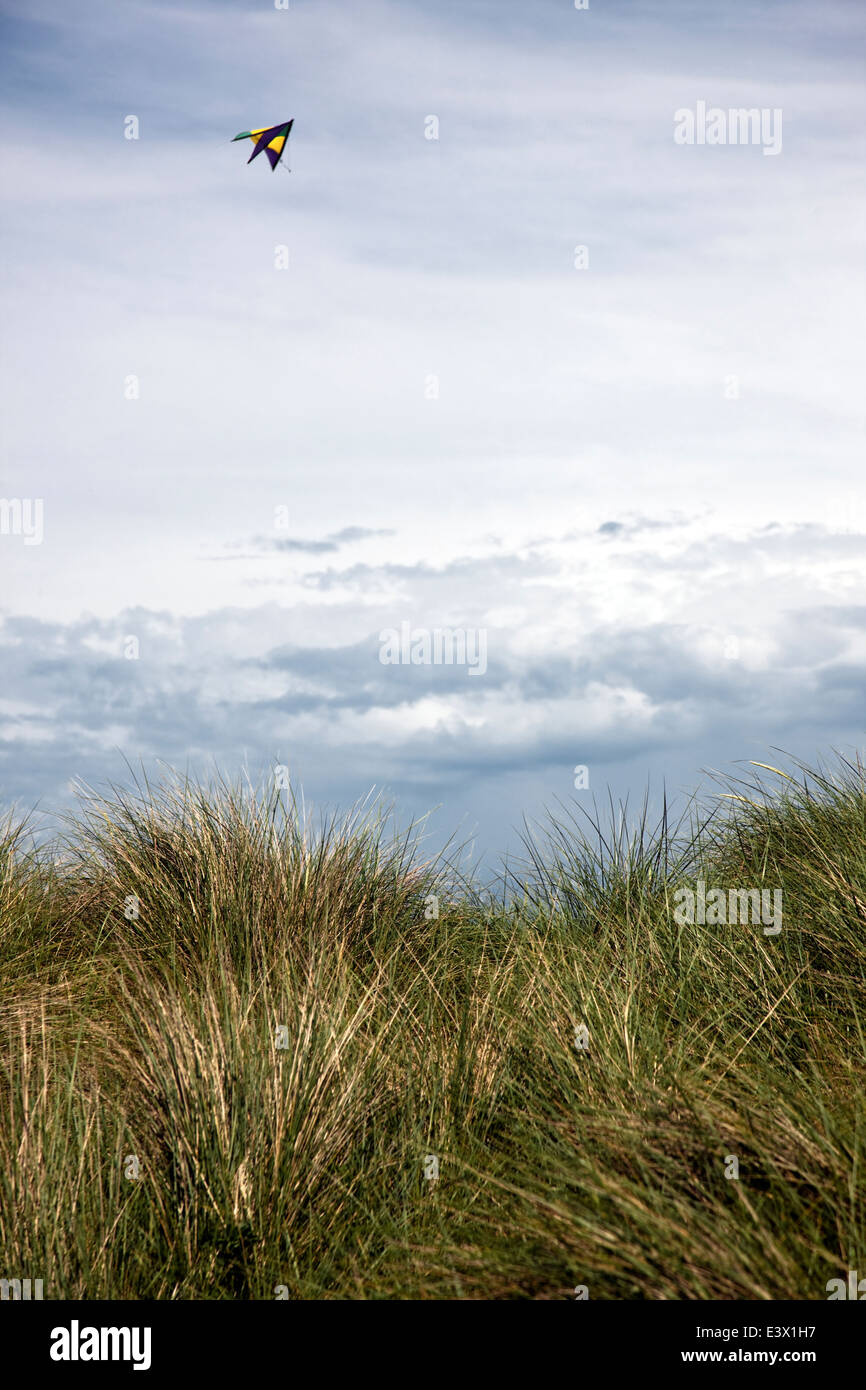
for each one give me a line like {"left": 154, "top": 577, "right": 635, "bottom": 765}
{"left": 232, "top": 119, "right": 294, "bottom": 172}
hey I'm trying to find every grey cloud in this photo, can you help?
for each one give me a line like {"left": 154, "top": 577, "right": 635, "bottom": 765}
{"left": 209, "top": 527, "right": 396, "bottom": 559}
{"left": 2, "top": 517, "right": 865, "bottom": 859}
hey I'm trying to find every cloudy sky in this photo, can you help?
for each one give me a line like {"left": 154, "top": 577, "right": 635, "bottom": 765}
{"left": 1, "top": 0, "right": 864, "bottom": 865}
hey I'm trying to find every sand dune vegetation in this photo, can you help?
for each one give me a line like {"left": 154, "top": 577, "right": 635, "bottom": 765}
{"left": 1, "top": 756, "right": 863, "bottom": 1300}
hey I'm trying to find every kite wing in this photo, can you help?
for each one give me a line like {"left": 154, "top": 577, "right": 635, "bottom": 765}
{"left": 232, "top": 119, "right": 294, "bottom": 171}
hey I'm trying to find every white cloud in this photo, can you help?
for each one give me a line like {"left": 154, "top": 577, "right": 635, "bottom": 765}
{"left": 1, "top": 0, "right": 863, "bottom": 850}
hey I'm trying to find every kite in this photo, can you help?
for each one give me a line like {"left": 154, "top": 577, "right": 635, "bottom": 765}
{"left": 232, "top": 119, "right": 294, "bottom": 172}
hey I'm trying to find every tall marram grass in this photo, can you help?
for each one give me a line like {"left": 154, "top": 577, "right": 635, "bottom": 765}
{"left": 0, "top": 756, "right": 863, "bottom": 1299}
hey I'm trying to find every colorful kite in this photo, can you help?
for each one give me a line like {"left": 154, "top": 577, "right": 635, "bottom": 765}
{"left": 232, "top": 119, "right": 294, "bottom": 171}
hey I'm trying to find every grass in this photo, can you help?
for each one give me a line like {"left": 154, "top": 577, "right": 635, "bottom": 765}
{"left": 0, "top": 754, "right": 863, "bottom": 1300}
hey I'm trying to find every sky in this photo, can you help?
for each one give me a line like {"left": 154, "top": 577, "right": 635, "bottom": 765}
{"left": 1, "top": 0, "right": 864, "bottom": 869}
